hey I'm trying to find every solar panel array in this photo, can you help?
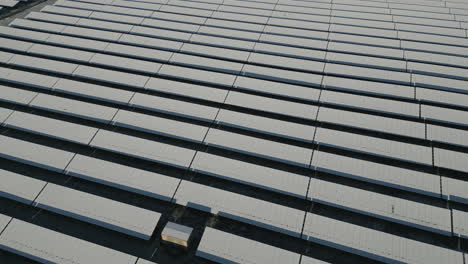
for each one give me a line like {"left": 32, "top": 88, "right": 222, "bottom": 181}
{"left": 0, "top": 0, "right": 467, "bottom": 263}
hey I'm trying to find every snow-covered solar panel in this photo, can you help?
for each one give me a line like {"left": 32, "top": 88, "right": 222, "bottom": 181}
{"left": 422, "top": 104, "right": 468, "bottom": 127}
{"left": 0, "top": 169, "right": 47, "bottom": 204}
{"left": 191, "top": 152, "right": 309, "bottom": 198}
{"left": 308, "top": 179, "right": 452, "bottom": 235}
{"left": 27, "top": 43, "right": 95, "bottom": 63}
{"left": 242, "top": 64, "right": 324, "bottom": 86}
{"left": 311, "top": 151, "right": 441, "bottom": 197}
{"left": 112, "top": 109, "right": 209, "bottom": 142}
{"left": 90, "top": 130, "right": 196, "bottom": 168}
{"left": 4, "top": 111, "right": 98, "bottom": 145}
{"left": 174, "top": 181, "right": 305, "bottom": 237}
{"left": 0, "top": 68, "right": 59, "bottom": 90}
{"left": 158, "top": 64, "right": 237, "bottom": 87}
{"left": 314, "top": 128, "right": 433, "bottom": 165}
{"left": 144, "top": 77, "right": 228, "bottom": 103}
{"left": 204, "top": 128, "right": 313, "bottom": 167}
{"left": 169, "top": 53, "right": 244, "bottom": 74}
{"left": 215, "top": 109, "right": 316, "bottom": 142}
{"left": 0, "top": 135, "right": 75, "bottom": 172}
{"left": 434, "top": 148, "right": 468, "bottom": 173}
{"left": 0, "top": 219, "right": 139, "bottom": 264}
{"left": 317, "top": 107, "right": 425, "bottom": 138}
{"left": 233, "top": 76, "right": 320, "bottom": 101}
{"left": 65, "top": 155, "right": 179, "bottom": 202}
{"left": 129, "top": 92, "right": 219, "bottom": 122}
{"left": 34, "top": 183, "right": 161, "bottom": 240}
{"left": 302, "top": 213, "right": 464, "bottom": 264}
{"left": 73, "top": 65, "right": 150, "bottom": 88}
{"left": 0, "top": 213, "right": 11, "bottom": 232}
{"left": 225, "top": 91, "right": 318, "bottom": 120}
{"left": 441, "top": 177, "right": 468, "bottom": 204}
{"left": 0, "top": 85, "right": 37, "bottom": 105}
{"left": 320, "top": 90, "right": 419, "bottom": 117}
{"left": 0, "top": 107, "right": 12, "bottom": 125}
{"left": 197, "top": 227, "right": 302, "bottom": 264}
{"left": 52, "top": 78, "right": 135, "bottom": 104}
{"left": 453, "top": 210, "right": 468, "bottom": 239}
{"left": 29, "top": 93, "right": 118, "bottom": 124}
{"left": 427, "top": 125, "right": 468, "bottom": 147}
{"left": 0, "top": 37, "right": 34, "bottom": 52}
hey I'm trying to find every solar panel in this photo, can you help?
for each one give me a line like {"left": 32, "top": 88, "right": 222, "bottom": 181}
{"left": 0, "top": 68, "right": 59, "bottom": 89}
{"left": 30, "top": 93, "right": 118, "bottom": 124}
{"left": 0, "top": 213, "right": 11, "bottom": 233}
{"left": 112, "top": 109, "right": 209, "bottom": 142}
{"left": 34, "top": 183, "right": 161, "bottom": 240}
{"left": 0, "top": 169, "right": 47, "bottom": 204}
{"left": 441, "top": 177, "right": 468, "bottom": 204}
{"left": 197, "top": 227, "right": 302, "bottom": 264}
{"left": 453, "top": 210, "right": 468, "bottom": 239}
{"left": 90, "top": 130, "right": 196, "bottom": 168}
{"left": 4, "top": 111, "right": 98, "bottom": 145}
{"left": 0, "top": 219, "right": 139, "bottom": 264}
{"left": 0, "top": 135, "right": 75, "bottom": 172}
{"left": 204, "top": 128, "right": 313, "bottom": 167}
{"left": 174, "top": 181, "right": 305, "bottom": 237}
{"left": 65, "top": 154, "right": 180, "bottom": 201}
{"left": 309, "top": 178, "right": 452, "bottom": 235}
{"left": 314, "top": 127, "right": 433, "bottom": 165}
{"left": 144, "top": 77, "right": 228, "bottom": 102}
{"left": 52, "top": 78, "right": 134, "bottom": 104}
{"left": 9, "top": 54, "right": 79, "bottom": 75}
{"left": 0, "top": 85, "right": 38, "bottom": 105}
{"left": 129, "top": 92, "right": 219, "bottom": 121}
{"left": 191, "top": 152, "right": 309, "bottom": 198}
{"left": 27, "top": 43, "right": 95, "bottom": 63}
{"left": 302, "top": 213, "right": 464, "bottom": 264}
{"left": 312, "top": 151, "right": 441, "bottom": 197}
{"left": 216, "top": 109, "right": 316, "bottom": 142}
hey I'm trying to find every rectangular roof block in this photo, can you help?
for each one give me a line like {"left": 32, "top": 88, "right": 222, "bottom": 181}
{"left": 34, "top": 183, "right": 161, "bottom": 240}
